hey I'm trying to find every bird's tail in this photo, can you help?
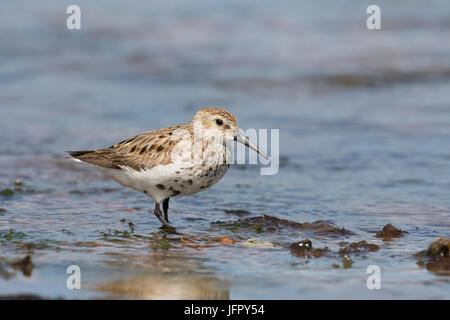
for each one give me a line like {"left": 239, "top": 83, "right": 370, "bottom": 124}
{"left": 65, "top": 149, "right": 117, "bottom": 169}
{"left": 66, "top": 150, "right": 94, "bottom": 158}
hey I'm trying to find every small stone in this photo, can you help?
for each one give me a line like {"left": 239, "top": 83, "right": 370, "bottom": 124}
{"left": 342, "top": 254, "right": 353, "bottom": 269}
{"left": 376, "top": 223, "right": 406, "bottom": 239}
{"left": 414, "top": 237, "right": 450, "bottom": 275}
{"left": 339, "top": 240, "right": 379, "bottom": 255}
{"left": 218, "top": 237, "right": 234, "bottom": 245}
{"left": 290, "top": 239, "right": 329, "bottom": 258}
{"left": 291, "top": 239, "right": 313, "bottom": 251}
{"left": 427, "top": 237, "right": 450, "bottom": 257}
{"left": 8, "top": 255, "right": 34, "bottom": 277}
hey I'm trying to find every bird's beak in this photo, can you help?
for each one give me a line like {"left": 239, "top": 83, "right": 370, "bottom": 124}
{"left": 234, "top": 133, "right": 269, "bottom": 160}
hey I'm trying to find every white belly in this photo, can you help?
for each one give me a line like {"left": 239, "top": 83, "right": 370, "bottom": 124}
{"left": 93, "top": 144, "right": 231, "bottom": 203}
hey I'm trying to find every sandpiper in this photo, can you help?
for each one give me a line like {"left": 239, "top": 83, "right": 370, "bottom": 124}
{"left": 67, "top": 107, "right": 268, "bottom": 228}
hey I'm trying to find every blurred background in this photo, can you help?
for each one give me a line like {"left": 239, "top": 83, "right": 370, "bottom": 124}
{"left": 0, "top": 0, "right": 449, "bottom": 299}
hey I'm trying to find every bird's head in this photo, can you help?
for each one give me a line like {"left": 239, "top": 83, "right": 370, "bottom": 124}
{"left": 191, "top": 106, "right": 268, "bottom": 160}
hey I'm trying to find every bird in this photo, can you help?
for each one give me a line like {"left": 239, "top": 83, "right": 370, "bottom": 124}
{"left": 66, "top": 106, "right": 268, "bottom": 229}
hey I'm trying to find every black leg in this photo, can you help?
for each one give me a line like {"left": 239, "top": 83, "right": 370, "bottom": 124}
{"left": 162, "top": 198, "right": 170, "bottom": 222}
{"left": 153, "top": 202, "right": 171, "bottom": 228}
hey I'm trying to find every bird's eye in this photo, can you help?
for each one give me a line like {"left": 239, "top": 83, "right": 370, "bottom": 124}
{"left": 215, "top": 119, "right": 223, "bottom": 126}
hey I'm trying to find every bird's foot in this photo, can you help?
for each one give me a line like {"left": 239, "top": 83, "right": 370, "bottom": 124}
{"left": 153, "top": 207, "right": 174, "bottom": 230}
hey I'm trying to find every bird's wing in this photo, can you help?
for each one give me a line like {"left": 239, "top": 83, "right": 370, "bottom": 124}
{"left": 66, "top": 124, "right": 191, "bottom": 171}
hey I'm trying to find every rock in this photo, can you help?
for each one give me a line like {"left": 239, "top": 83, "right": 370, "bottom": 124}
{"left": 0, "top": 255, "right": 34, "bottom": 279}
{"left": 376, "top": 223, "right": 406, "bottom": 239}
{"left": 339, "top": 240, "right": 379, "bottom": 255}
{"left": 290, "top": 239, "right": 312, "bottom": 250}
{"left": 342, "top": 255, "right": 353, "bottom": 269}
{"left": 414, "top": 237, "right": 450, "bottom": 275}
{"left": 290, "top": 239, "right": 329, "bottom": 258}
{"left": 427, "top": 237, "right": 450, "bottom": 257}
{"left": 217, "top": 215, "right": 354, "bottom": 237}
{"left": 8, "top": 255, "right": 34, "bottom": 277}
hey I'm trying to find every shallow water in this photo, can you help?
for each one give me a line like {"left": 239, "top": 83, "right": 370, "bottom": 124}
{"left": 0, "top": 0, "right": 450, "bottom": 299}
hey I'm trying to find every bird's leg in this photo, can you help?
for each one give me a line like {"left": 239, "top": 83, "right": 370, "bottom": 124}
{"left": 162, "top": 198, "right": 170, "bottom": 222}
{"left": 154, "top": 202, "right": 171, "bottom": 228}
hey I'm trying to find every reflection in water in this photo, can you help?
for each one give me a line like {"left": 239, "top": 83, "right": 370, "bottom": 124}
{"left": 95, "top": 274, "right": 229, "bottom": 300}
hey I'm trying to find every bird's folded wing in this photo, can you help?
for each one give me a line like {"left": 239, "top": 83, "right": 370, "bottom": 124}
{"left": 67, "top": 125, "right": 190, "bottom": 171}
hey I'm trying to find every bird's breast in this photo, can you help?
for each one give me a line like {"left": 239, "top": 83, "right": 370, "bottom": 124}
{"left": 172, "top": 144, "right": 231, "bottom": 195}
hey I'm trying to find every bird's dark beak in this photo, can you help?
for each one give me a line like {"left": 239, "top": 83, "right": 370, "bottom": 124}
{"left": 234, "top": 133, "right": 269, "bottom": 160}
